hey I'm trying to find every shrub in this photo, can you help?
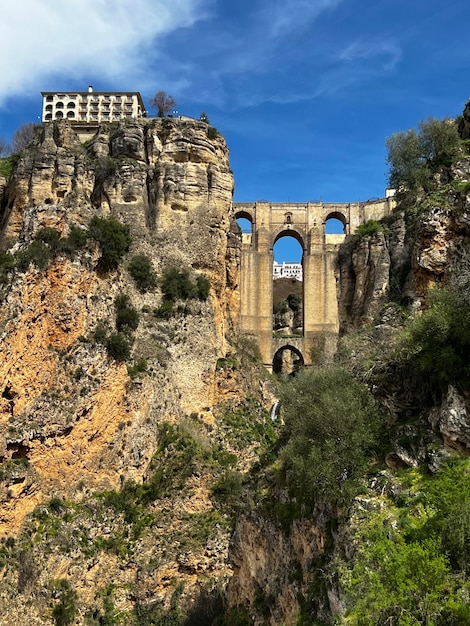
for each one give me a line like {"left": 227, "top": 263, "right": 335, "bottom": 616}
{"left": 278, "top": 365, "right": 382, "bottom": 510}
{"left": 273, "top": 299, "right": 289, "bottom": 315}
{"left": 16, "top": 239, "right": 52, "bottom": 271}
{"left": 127, "top": 358, "right": 148, "bottom": 378}
{"left": 93, "top": 323, "right": 108, "bottom": 345}
{"left": 66, "top": 225, "right": 88, "bottom": 250}
{"left": 128, "top": 254, "right": 156, "bottom": 292}
{"left": 50, "top": 579, "right": 78, "bottom": 626}
{"left": 154, "top": 300, "right": 175, "bottom": 319}
{"left": 114, "top": 294, "right": 139, "bottom": 332}
{"left": 35, "top": 227, "right": 61, "bottom": 249}
{"left": 207, "top": 126, "right": 219, "bottom": 140}
{"left": 211, "top": 470, "right": 243, "bottom": 506}
{"left": 88, "top": 216, "right": 131, "bottom": 271}
{"left": 402, "top": 285, "right": 470, "bottom": 388}
{"left": 355, "top": 219, "right": 381, "bottom": 238}
{"left": 196, "top": 275, "right": 210, "bottom": 301}
{"left": 161, "top": 267, "right": 196, "bottom": 301}
{"left": 106, "top": 333, "right": 130, "bottom": 362}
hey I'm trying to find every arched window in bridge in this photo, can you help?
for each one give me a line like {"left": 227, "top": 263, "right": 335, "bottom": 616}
{"left": 235, "top": 211, "right": 253, "bottom": 245}
{"left": 273, "top": 232, "right": 303, "bottom": 337}
{"left": 285, "top": 212, "right": 292, "bottom": 224}
{"left": 324, "top": 212, "right": 347, "bottom": 234}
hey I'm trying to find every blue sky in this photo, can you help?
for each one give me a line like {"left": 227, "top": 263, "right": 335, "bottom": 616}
{"left": 1, "top": 0, "right": 469, "bottom": 261}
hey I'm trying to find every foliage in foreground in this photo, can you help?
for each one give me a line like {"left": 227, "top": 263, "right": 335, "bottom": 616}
{"left": 278, "top": 365, "right": 383, "bottom": 511}
{"left": 339, "top": 460, "right": 470, "bottom": 625}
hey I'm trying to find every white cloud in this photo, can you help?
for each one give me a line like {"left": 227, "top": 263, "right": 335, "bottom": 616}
{"left": 0, "top": 0, "right": 211, "bottom": 103}
{"left": 258, "top": 0, "right": 343, "bottom": 40}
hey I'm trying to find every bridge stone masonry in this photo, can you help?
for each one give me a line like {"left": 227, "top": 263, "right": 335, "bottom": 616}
{"left": 232, "top": 196, "right": 396, "bottom": 372}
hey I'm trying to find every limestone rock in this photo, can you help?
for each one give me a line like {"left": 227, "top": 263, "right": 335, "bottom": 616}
{"left": 429, "top": 385, "right": 470, "bottom": 449}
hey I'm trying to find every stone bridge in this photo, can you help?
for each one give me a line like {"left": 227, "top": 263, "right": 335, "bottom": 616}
{"left": 233, "top": 197, "right": 395, "bottom": 372}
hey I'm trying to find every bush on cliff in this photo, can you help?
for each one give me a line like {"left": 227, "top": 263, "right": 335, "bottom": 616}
{"left": 114, "top": 294, "right": 139, "bottom": 332}
{"left": 128, "top": 254, "right": 156, "bottom": 292}
{"left": 161, "top": 268, "right": 211, "bottom": 304}
{"left": 88, "top": 216, "right": 131, "bottom": 272}
{"left": 402, "top": 284, "right": 470, "bottom": 389}
{"left": 278, "top": 365, "right": 382, "bottom": 511}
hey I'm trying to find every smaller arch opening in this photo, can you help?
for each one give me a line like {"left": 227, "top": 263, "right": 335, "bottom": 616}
{"left": 273, "top": 345, "right": 304, "bottom": 376}
{"left": 285, "top": 212, "right": 292, "bottom": 224}
{"left": 67, "top": 102, "right": 76, "bottom": 109}
{"left": 45, "top": 113, "right": 52, "bottom": 120}
{"left": 55, "top": 111, "right": 64, "bottom": 119}
{"left": 235, "top": 211, "right": 253, "bottom": 244}
{"left": 67, "top": 111, "right": 75, "bottom": 119}
{"left": 325, "top": 212, "right": 347, "bottom": 234}
{"left": 55, "top": 101, "right": 64, "bottom": 109}
{"left": 45, "top": 104, "right": 53, "bottom": 111}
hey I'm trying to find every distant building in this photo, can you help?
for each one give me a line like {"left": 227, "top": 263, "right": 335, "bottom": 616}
{"left": 41, "top": 86, "right": 145, "bottom": 124}
{"left": 273, "top": 261, "right": 302, "bottom": 281}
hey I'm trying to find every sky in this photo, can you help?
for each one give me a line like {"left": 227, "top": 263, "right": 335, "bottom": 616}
{"left": 1, "top": 0, "right": 469, "bottom": 262}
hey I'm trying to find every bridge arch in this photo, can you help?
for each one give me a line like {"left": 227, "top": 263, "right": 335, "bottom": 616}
{"left": 272, "top": 344, "right": 304, "bottom": 376}
{"left": 324, "top": 210, "right": 348, "bottom": 234}
{"left": 272, "top": 226, "right": 306, "bottom": 251}
{"left": 234, "top": 207, "right": 254, "bottom": 223}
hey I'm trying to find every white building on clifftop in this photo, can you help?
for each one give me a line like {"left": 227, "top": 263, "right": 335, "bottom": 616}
{"left": 41, "top": 86, "right": 145, "bottom": 124}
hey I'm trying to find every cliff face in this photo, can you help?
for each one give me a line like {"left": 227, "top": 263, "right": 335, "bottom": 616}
{"left": 0, "top": 118, "right": 274, "bottom": 623}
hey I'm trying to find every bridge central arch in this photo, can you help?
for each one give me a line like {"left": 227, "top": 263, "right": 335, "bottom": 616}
{"left": 234, "top": 197, "right": 395, "bottom": 369}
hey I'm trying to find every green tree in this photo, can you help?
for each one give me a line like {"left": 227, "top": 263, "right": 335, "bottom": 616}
{"left": 88, "top": 216, "right": 131, "bottom": 272}
{"left": 386, "top": 117, "right": 460, "bottom": 200}
{"left": 114, "top": 294, "right": 139, "bottom": 332}
{"left": 128, "top": 254, "right": 156, "bottom": 292}
{"left": 403, "top": 285, "right": 470, "bottom": 388}
{"left": 345, "top": 534, "right": 452, "bottom": 625}
{"left": 278, "top": 365, "right": 382, "bottom": 510}
{"left": 161, "top": 267, "right": 196, "bottom": 301}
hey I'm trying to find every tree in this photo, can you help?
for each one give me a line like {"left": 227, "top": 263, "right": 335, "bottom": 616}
{"left": 199, "top": 112, "right": 209, "bottom": 123}
{"left": 386, "top": 117, "right": 460, "bottom": 200}
{"left": 149, "top": 91, "right": 176, "bottom": 117}
{"left": 11, "top": 122, "right": 38, "bottom": 153}
{"left": 0, "top": 137, "right": 10, "bottom": 157}
{"left": 278, "top": 365, "right": 382, "bottom": 510}
{"left": 87, "top": 216, "right": 131, "bottom": 272}
{"left": 128, "top": 254, "right": 156, "bottom": 292}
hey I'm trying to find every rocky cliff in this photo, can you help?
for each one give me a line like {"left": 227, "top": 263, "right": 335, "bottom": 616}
{"left": 0, "top": 118, "right": 279, "bottom": 624}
